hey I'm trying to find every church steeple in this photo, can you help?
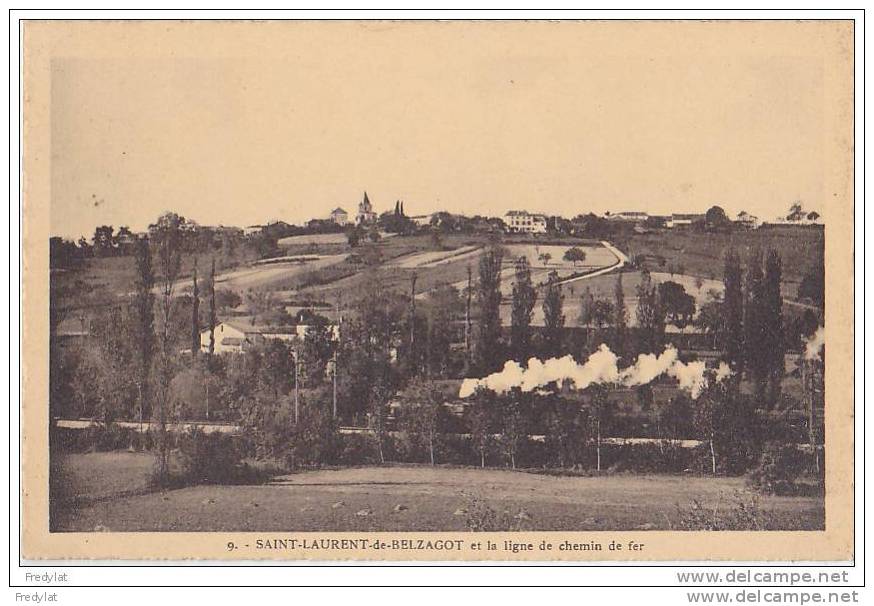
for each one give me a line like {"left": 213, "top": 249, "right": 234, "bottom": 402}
{"left": 357, "top": 190, "right": 376, "bottom": 225}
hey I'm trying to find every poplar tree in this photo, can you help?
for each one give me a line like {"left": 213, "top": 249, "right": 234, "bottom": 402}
{"left": 510, "top": 256, "right": 537, "bottom": 362}
{"left": 612, "top": 273, "right": 628, "bottom": 361}
{"left": 723, "top": 249, "right": 744, "bottom": 371}
{"left": 208, "top": 257, "right": 216, "bottom": 356}
{"left": 542, "top": 270, "right": 565, "bottom": 358}
{"left": 744, "top": 249, "right": 768, "bottom": 398}
{"left": 763, "top": 248, "right": 785, "bottom": 408}
{"left": 191, "top": 258, "right": 200, "bottom": 360}
{"left": 152, "top": 212, "right": 183, "bottom": 483}
{"left": 475, "top": 245, "right": 504, "bottom": 373}
{"left": 133, "top": 238, "right": 155, "bottom": 424}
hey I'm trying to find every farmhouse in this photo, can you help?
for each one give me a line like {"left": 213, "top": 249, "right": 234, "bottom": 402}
{"left": 409, "top": 213, "right": 434, "bottom": 227}
{"left": 735, "top": 211, "right": 761, "bottom": 229}
{"left": 199, "top": 321, "right": 251, "bottom": 354}
{"left": 243, "top": 224, "right": 266, "bottom": 235}
{"left": 666, "top": 213, "right": 704, "bottom": 228}
{"left": 607, "top": 211, "right": 649, "bottom": 223}
{"left": 329, "top": 207, "right": 349, "bottom": 226}
{"left": 503, "top": 210, "right": 548, "bottom": 234}
{"left": 200, "top": 317, "right": 338, "bottom": 354}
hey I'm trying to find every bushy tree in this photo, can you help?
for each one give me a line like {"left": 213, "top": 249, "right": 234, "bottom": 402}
{"left": 799, "top": 266, "right": 824, "bottom": 308}
{"left": 544, "top": 399, "right": 588, "bottom": 468}
{"left": 499, "top": 391, "right": 529, "bottom": 469}
{"left": 635, "top": 270, "right": 665, "bottom": 355}
{"left": 659, "top": 393, "right": 694, "bottom": 439}
{"left": 587, "top": 384, "right": 613, "bottom": 471}
{"left": 257, "top": 339, "right": 296, "bottom": 401}
{"left": 286, "top": 389, "right": 341, "bottom": 469}
{"left": 397, "top": 379, "right": 448, "bottom": 465}
{"left": 658, "top": 281, "right": 695, "bottom": 327}
{"left": 424, "top": 283, "right": 461, "bottom": 378}
{"left": 563, "top": 247, "right": 586, "bottom": 267}
{"left": 368, "top": 377, "right": 392, "bottom": 464}
{"left": 468, "top": 388, "right": 499, "bottom": 468}
{"left": 578, "top": 286, "right": 596, "bottom": 356}
{"left": 695, "top": 292, "right": 723, "bottom": 350}
{"left": 695, "top": 376, "right": 761, "bottom": 475}
{"left": 301, "top": 317, "right": 336, "bottom": 387}
{"left": 705, "top": 205, "right": 731, "bottom": 230}
{"left": 337, "top": 279, "right": 404, "bottom": 421}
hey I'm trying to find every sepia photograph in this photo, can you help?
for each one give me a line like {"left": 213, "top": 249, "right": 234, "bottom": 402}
{"left": 20, "top": 17, "right": 855, "bottom": 562}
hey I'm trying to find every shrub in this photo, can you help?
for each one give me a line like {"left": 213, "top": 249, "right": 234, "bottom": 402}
{"left": 600, "top": 441, "right": 699, "bottom": 474}
{"left": 176, "top": 427, "right": 251, "bottom": 485}
{"left": 283, "top": 406, "right": 342, "bottom": 469}
{"left": 49, "top": 453, "right": 75, "bottom": 532}
{"left": 52, "top": 424, "right": 142, "bottom": 453}
{"left": 674, "top": 491, "right": 775, "bottom": 530}
{"left": 436, "top": 435, "right": 477, "bottom": 466}
{"left": 459, "top": 493, "right": 531, "bottom": 532}
{"left": 336, "top": 433, "right": 382, "bottom": 466}
{"left": 747, "top": 442, "right": 805, "bottom": 495}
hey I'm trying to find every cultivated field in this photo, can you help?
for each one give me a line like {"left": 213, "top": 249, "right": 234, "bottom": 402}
{"left": 278, "top": 233, "right": 351, "bottom": 247}
{"left": 615, "top": 226, "right": 824, "bottom": 288}
{"left": 208, "top": 254, "right": 348, "bottom": 290}
{"left": 390, "top": 245, "right": 482, "bottom": 269}
{"left": 53, "top": 458, "right": 823, "bottom": 532}
{"left": 504, "top": 243, "right": 618, "bottom": 272}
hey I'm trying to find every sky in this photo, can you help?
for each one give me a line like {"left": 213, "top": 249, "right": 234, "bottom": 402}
{"left": 46, "top": 21, "right": 851, "bottom": 239}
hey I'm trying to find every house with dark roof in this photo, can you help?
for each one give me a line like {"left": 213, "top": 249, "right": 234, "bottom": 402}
{"left": 199, "top": 316, "right": 338, "bottom": 354}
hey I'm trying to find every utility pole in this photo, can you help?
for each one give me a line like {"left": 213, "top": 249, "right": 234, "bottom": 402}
{"left": 409, "top": 273, "right": 417, "bottom": 371}
{"left": 208, "top": 256, "right": 216, "bottom": 356}
{"left": 332, "top": 350, "right": 338, "bottom": 419}
{"left": 332, "top": 293, "right": 342, "bottom": 420}
{"left": 465, "top": 264, "right": 472, "bottom": 369}
{"left": 191, "top": 257, "right": 199, "bottom": 362}
{"left": 293, "top": 350, "right": 300, "bottom": 424}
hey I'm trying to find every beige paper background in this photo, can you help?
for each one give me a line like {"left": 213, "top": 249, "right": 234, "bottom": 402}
{"left": 21, "top": 20, "right": 855, "bottom": 561}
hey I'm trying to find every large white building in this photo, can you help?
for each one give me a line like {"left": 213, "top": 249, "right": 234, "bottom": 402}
{"left": 503, "top": 210, "right": 548, "bottom": 234}
{"left": 607, "top": 211, "right": 649, "bottom": 223}
{"left": 329, "top": 207, "right": 349, "bottom": 225}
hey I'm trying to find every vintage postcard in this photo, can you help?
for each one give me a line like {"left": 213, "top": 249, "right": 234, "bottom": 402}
{"left": 21, "top": 19, "right": 854, "bottom": 561}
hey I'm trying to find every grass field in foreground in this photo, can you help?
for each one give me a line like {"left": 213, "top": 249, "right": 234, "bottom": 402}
{"left": 53, "top": 459, "right": 823, "bottom": 532}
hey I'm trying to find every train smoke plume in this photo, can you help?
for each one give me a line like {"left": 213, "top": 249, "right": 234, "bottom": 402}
{"left": 804, "top": 326, "right": 825, "bottom": 360}
{"left": 459, "top": 344, "right": 731, "bottom": 400}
